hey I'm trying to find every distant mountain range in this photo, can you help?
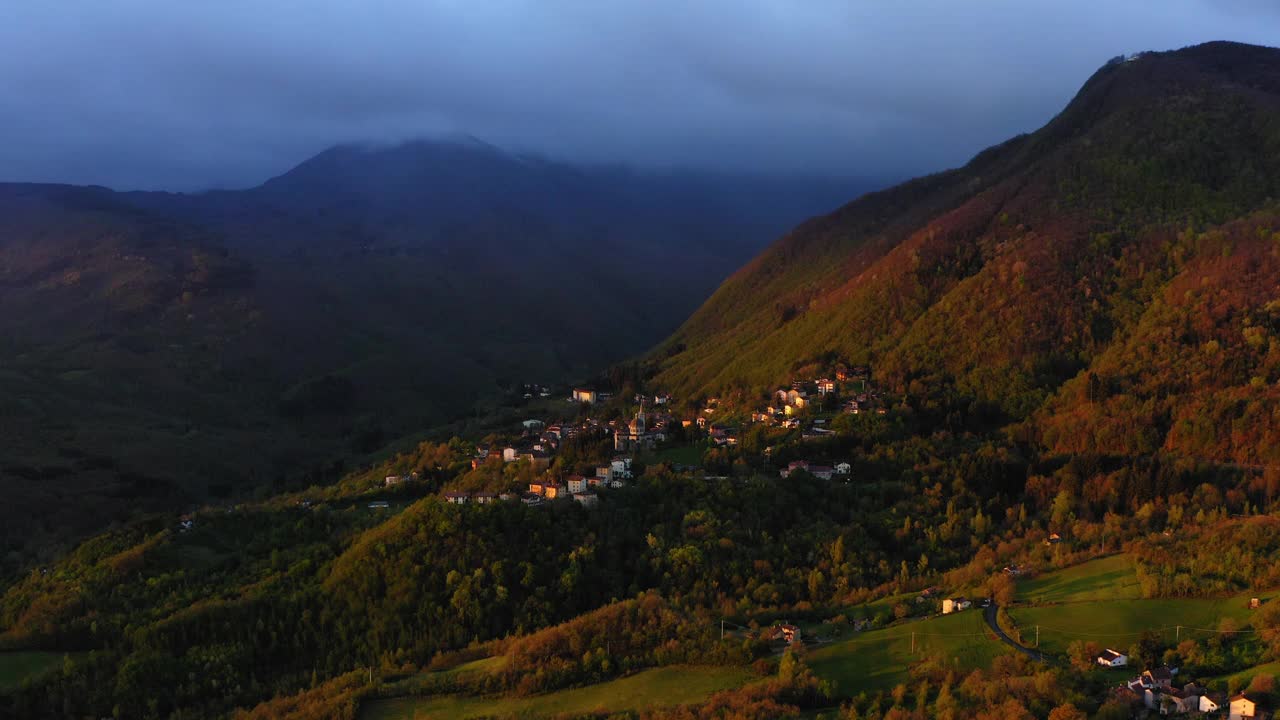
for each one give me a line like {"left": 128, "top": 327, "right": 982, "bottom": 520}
{"left": 0, "top": 140, "right": 874, "bottom": 568}
{"left": 653, "top": 41, "right": 1280, "bottom": 465}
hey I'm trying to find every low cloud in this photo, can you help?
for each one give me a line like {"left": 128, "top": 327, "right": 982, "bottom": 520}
{"left": 0, "top": 1, "right": 1274, "bottom": 190}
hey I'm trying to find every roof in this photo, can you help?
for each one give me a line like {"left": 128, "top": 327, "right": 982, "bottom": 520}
{"left": 1099, "top": 649, "right": 1125, "bottom": 661}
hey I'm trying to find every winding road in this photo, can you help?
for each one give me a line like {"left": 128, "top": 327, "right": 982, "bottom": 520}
{"left": 984, "top": 604, "right": 1051, "bottom": 663}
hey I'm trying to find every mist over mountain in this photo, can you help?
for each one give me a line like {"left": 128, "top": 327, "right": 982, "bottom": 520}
{"left": 0, "top": 139, "right": 874, "bottom": 569}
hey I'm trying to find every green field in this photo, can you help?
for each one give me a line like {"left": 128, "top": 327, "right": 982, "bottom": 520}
{"left": 808, "top": 610, "right": 1009, "bottom": 696}
{"left": 1017, "top": 555, "right": 1142, "bottom": 604}
{"left": 1006, "top": 555, "right": 1279, "bottom": 658}
{"left": 0, "top": 651, "right": 65, "bottom": 691}
{"left": 361, "top": 665, "right": 754, "bottom": 719}
{"left": 1211, "top": 660, "right": 1280, "bottom": 688}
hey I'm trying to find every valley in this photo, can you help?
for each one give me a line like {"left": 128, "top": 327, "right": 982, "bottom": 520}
{"left": 6, "top": 39, "right": 1280, "bottom": 720}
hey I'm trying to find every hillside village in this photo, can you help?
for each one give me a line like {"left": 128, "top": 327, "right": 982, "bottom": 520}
{"left": 369, "top": 362, "right": 886, "bottom": 510}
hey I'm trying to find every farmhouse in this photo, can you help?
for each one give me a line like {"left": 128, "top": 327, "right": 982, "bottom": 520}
{"left": 1097, "top": 648, "right": 1129, "bottom": 668}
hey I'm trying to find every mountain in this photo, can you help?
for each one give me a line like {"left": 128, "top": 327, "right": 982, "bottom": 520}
{"left": 652, "top": 41, "right": 1280, "bottom": 464}
{"left": 10, "top": 41, "right": 1280, "bottom": 720}
{"left": 0, "top": 142, "right": 872, "bottom": 571}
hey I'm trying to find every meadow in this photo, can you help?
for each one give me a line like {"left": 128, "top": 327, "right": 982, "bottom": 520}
{"left": 1009, "top": 554, "right": 1275, "bottom": 657}
{"left": 360, "top": 665, "right": 753, "bottom": 720}
{"left": 807, "top": 608, "right": 1008, "bottom": 696}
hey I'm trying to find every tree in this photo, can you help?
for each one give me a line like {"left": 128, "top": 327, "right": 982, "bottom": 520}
{"left": 1047, "top": 703, "right": 1087, "bottom": 720}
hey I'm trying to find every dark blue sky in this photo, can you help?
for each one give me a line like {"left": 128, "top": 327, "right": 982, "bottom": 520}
{"left": 1, "top": 1, "right": 1276, "bottom": 190}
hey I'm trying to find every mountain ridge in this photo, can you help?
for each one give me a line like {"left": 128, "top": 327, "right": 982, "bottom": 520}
{"left": 652, "top": 40, "right": 1280, "bottom": 465}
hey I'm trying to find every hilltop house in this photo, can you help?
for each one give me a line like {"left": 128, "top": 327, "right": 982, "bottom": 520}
{"left": 474, "top": 492, "right": 496, "bottom": 504}
{"left": 543, "top": 484, "right": 566, "bottom": 500}
{"left": 1097, "top": 649, "right": 1129, "bottom": 668}
{"left": 817, "top": 378, "right": 836, "bottom": 394}
{"left": 566, "top": 475, "right": 588, "bottom": 493}
{"left": 572, "top": 388, "right": 598, "bottom": 404}
{"left": 444, "top": 492, "right": 469, "bottom": 505}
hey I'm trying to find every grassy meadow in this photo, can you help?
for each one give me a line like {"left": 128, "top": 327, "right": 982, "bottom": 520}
{"left": 360, "top": 665, "right": 753, "bottom": 720}
{"left": 808, "top": 608, "right": 1008, "bottom": 696}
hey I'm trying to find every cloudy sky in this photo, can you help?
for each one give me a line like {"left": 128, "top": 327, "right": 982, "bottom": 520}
{"left": 1, "top": 1, "right": 1276, "bottom": 190}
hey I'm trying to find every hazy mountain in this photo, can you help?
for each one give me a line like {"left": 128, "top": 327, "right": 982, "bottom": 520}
{"left": 652, "top": 41, "right": 1280, "bottom": 464}
{"left": 0, "top": 140, "right": 872, "bottom": 570}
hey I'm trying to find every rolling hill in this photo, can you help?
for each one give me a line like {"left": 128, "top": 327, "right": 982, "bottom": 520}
{"left": 651, "top": 41, "right": 1280, "bottom": 465}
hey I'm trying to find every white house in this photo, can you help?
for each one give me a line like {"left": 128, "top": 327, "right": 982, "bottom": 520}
{"left": 566, "top": 475, "right": 588, "bottom": 494}
{"left": 573, "top": 491, "right": 599, "bottom": 507}
{"left": 1097, "top": 649, "right": 1128, "bottom": 668}
{"left": 835, "top": 462, "right": 852, "bottom": 475}
{"left": 1200, "top": 694, "right": 1221, "bottom": 713}
{"left": 1229, "top": 693, "right": 1261, "bottom": 720}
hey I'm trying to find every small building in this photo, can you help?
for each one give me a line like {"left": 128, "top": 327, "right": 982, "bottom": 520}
{"left": 809, "top": 465, "right": 834, "bottom": 480}
{"left": 498, "top": 492, "right": 516, "bottom": 501}
{"left": 474, "top": 492, "right": 497, "bottom": 505}
{"left": 1229, "top": 693, "right": 1263, "bottom": 720}
{"left": 566, "top": 475, "right": 588, "bottom": 494}
{"left": 817, "top": 378, "right": 836, "bottom": 394}
{"left": 384, "top": 475, "right": 407, "bottom": 487}
{"left": 522, "top": 419, "right": 545, "bottom": 431}
{"left": 368, "top": 501, "right": 390, "bottom": 509}
{"left": 444, "top": 492, "right": 469, "bottom": 505}
{"left": 544, "top": 484, "right": 566, "bottom": 500}
{"left": 529, "top": 481, "right": 547, "bottom": 496}
{"left": 1250, "top": 597, "right": 1262, "bottom": 610}
{"left": 1142, "top": 667, "right": 1174, "bottom": 689}
{"left": 1097, "top": 648, "right": 1128, "bottom": 668}
{"left": 780, "top": 460, "right": 809, "bottom": 478}
{"left": 503, "top": 446, "right": 519, "bottom": 463}
{"left": 572, "top": 388, "right": 598, "bottom": 404}
{"left": 1200, "top": 693, "right": 1222, "bottom": 714}
{"left": 572, "top": 491, "right": 599, "bottom": 507}
{"left": 835, "top": 461, "right": 852, "bottom": 475}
